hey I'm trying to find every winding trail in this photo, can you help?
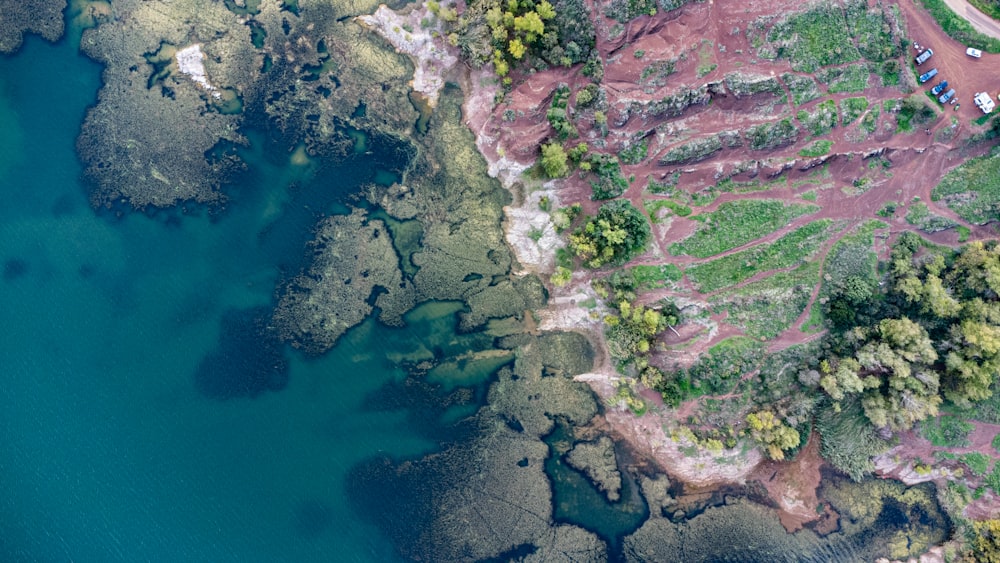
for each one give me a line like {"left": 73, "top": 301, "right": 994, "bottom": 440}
{"left": 941, "top": 0, "right": 1000, "bottom": 39}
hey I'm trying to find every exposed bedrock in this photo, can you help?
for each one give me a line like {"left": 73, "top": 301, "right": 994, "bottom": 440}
{"left": 0, "top": 0, "right": 66, "bottom": 54}
{"left": 566, "top": 436, "right": 624, "bottom": 502}
{"left": 76, "top": 0, "right": 417, "bottom": 208}
{"left": 346, "top": 331, "right": 607, "bottom": 561}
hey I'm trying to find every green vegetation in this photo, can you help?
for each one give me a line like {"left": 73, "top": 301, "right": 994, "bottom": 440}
{"left": 746, "top": 410, "right": 801, "bottom": 460}
{"left": 798, "top": 140, "right": 833, "bottom": 157}
{"left": 958, "top": 225, "right": 971, "bottom": 243}
{"left": 619, "top": 138, "right": 649, "bottom": 165}
{"left": 878, "top": 59, "right": 901, "bottom": 86}
{"left": 644, "top": 199, "right": 692, "bottom": 222}
{"left": 659, "top": 135, "right": 723, "bottom": 164}
{"left": 685, "top": 336, "right": 768, "bottom": 395}
{"left": 905, "top": 201, "right": 958, "bottom": 233}
{"left": 961, "top": 452, "right": 993, "bottom": 476}
{"left": 797, "top": 99, "right": 838, "bottom": 138}
{"left": 646, "top": 172, "right": 681, "bottom": 195}
{"left": 817, "top": 220, "right": 884, "bottom": 329}
{"left": 818, "top": 63, "right": 872, "bottom": 94}
{"left": 687, "top": 220, "right": 831, "bottom": 292}
{"left": 816, "top": 400, "right": 891, "bottom": 481}
{"left": 586, "top": 153, "right": 629, "bottom": 199}
{"left": 745, "top": 119, "right": 799, "bottom": 150}
{"left": 920, "top": 415, "right": 974, "bottom": 447}
{"left": 840, "top": 97, "right": 870, "bottom": 126}
{"left": 629, "top": 264, "right": 683, "bottom": 289}
{"left": 670, "top": 199, "right": 819, "bottom": 258}
{"left": 782, "top": 73, "right": 822, "bottom": 106}
{"left": 931, "top": 150, "right": 1000, "bottom": 224}
{"left": 723, "top": 72, "right": 783, "bottom": 98}
{"left": 801, "top": 190, "right": 817, "bottom": 202}
{"left": 546, "top": 85, "right": 577, "bottom": 139}
{"left": 891, "top": 95, "right": 937, "bottom": 133}
{"left": 758, "top": 1, "right": 901, "bottom": 72}
{"left": 712, "top": 262, "right": 819, "bottom": 339}
{"left": 569, "top": 199, "right": 651, "bottom": 267}
{"left": 858, "top": 106, "right": 880, "bottom": 135}
{"left": 918, "top": 0, "right": 1000, "bottom": 52}
{"left": 604, "top": 299, "right": 673, "bottom": 361}
{"left": 639, "top": 59, "right": 677, "bottom": 88}
{"left": 540, "top": 142, "right": 569, "bottom": 178}
{"left": 877, "top": 201, "right": 899, "bottom": 217}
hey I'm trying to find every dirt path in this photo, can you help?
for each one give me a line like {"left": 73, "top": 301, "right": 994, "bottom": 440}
{"left": 941, "top": 0, "right": 1000, "bottom": 39}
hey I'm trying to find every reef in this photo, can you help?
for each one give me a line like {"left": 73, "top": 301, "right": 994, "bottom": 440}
{"left": 566, "top": 436, "right": 624, "bottom": 502}
{"left": 348, "top": 331, "right": 608, "bottom": 561}
{"left": 0, "top": 0, "right": 66, "bottom": 54}
{"left": 75, "top": 0, "right": 418, "bottom": 208}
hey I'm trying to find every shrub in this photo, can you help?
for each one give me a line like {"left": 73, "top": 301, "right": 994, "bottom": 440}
{"left": 540, "top": 142, "right": 569, "bottom": 178}
{"left": 569, "top": 199, "right": 651, "bottom": 268}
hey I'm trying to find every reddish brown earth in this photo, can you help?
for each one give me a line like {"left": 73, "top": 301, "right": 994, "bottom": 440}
{"left": 462, "top": 0, "right": 1000, "bottom": 534}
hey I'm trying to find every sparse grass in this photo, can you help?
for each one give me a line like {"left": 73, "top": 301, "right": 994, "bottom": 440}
{"left": 696, "top": 39, "right": 717, "bottom": 77}
{"left": 993, "top": 433, "right": 1000, "bottom": 453}
{"left": 797, "top": 99, "right": 838, "bottom": 138}
{"left": 905, "top": 201, "right": 958, "bottom": 233}
{"left": 646, "top": 172, "right": 682, "bottom": 195}
{"left": 931, "top": 150, "right": 1000, "bottom": 224}
{"left": 818, "top": 63, "right": 872, "bottom": 94}
{"left": 858, "top": 107, "right": 880, "bottom": 135}
{"left": 711, "top": 262, "right": 820, "bottom": 339}
{"left": 920, "top": 416, "right": 974, "bottom": 447}
{"left": 619, "top": 138, "right": 649, "bottom": 165}
{"left": 783, "top": 73, "right": 823, "bottom": 106}
{"left": 629, "top": 264, "right": 683, "bottom": 289}
{"left": 645, "top": 199, "right": 692, "bottom": 222}
{"left": 840, "top": 97, "right": 870, "bottom": 126}
{"left": 799, "top": 139, "right": 834, "bottom": 157}
{"left": 960, "top": 452, "right": 992, "bottom": 477}
{"left": 660, "top": 136, "right": 723, "bottom": 164}
{"left": 918, "top": 0, "right": 1000, "bottom": 53}
{"left": 669, "top": 199, "right": 820, "bottom": 258}
{"left": 687, "top": 220, "right": 831, "bottom": 292}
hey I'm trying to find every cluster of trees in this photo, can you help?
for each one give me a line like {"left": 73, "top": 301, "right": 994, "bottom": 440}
{"left": 568, "top": 199, "right": 650, "bottom": 268}
{"left": 815, "top": 234, "right": 1000, "bottom": 433}
{"left": 443, "top": 0, "right": 597, "bottom": 78}
{"left": 746, "top": 410, "right": 801, "bottom": 460}
{"left": 605, "top": 300, "right": 672, "bottom": 359}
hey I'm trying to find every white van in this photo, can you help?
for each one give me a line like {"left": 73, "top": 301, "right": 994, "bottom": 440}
{"left": 967, "top": 47, "right": 983, "bottom": 58}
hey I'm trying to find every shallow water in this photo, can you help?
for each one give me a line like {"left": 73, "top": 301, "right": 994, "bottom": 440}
{"left": 0, "top": 33, "right": 440, "bottom": 562}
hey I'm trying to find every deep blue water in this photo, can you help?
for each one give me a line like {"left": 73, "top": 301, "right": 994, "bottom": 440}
{"left": 0, "top": 32, "right": 446, "bottom": 562}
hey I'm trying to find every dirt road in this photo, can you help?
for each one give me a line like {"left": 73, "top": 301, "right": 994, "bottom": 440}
{"left": 942, "top": 0, "right": 1000, "bottom": 39}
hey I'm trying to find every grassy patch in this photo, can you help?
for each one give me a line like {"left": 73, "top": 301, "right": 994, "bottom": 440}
{"left": 957, "top": 225, "right": 971, "bottom": 242}
{"left": 782, "top": 73, "right": 823, "bottom": 106}
{"left": 587, "top": 153, "right": 630, "bottom": 200}
{"left": 797, "top": 99, "right": 838, "bottom": 138}
{"left": 745, "top": 118, "right": 800, "bottom": 150}
{"left": 659, "top": 136, "right": 724, "bottom": 165}
{"left": 629, "top": 264, "right": 683, "bottom": 289}
{"left": 686, "top": 220, "right": 832, "bottom": 292}
{"left": 905, "top": 201, "right": 958, "bottom": 233}
{"left": 961, "top": 452, "right": 992, "bottom": 477}
{"left": 918, "top": 0, "right": 1000, "bottom": 52}
{"left": 892, "top": 95, "right": 937, "bottom": 133}
{"left": 878, "top": 59, "right": 901, "bottom": 87}
{"left": 669, "top": 199, "right": 820, "bottom": 258}
{"left": 920, "top": 416, "right": 974, "bottom": 447}
{"left": 684, "top": 336, "right": 768, "bottom": 395}
{"left": 762, "top": 4, "right": 862, "bottom": 72}
{"left": 818, "top": 63, "right": 872, "bottom": 94}
{"left": 711, "top": 262, "right": 820, "bottom": 339}
{"left": 799, "top": 139, "right": 834, "bottom": 157}
{"left": 646, "top": 172, "right": 682, "bottom": 195}
{"left": 931, "top": 150, "right": 1000, "bottom": 224}
{"left": 619, "top": 138, "right": 649, "bottom": 165}
{"left": 645, "top": 199, "right": 692, "bottom": 222}
{"left": 858, "top": 107, "right": 880, "bottom": 136}
{"left": 801, "top": 190, "right": 817, "bottom": 202}
{"left": 840, "top": 97, "right": 870, "bottom": 126}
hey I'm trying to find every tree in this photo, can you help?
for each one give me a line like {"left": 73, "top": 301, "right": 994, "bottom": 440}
{"left": 746, "top": 410, "right": 800, "bottom": 460}
{"left": 973, "top": 519, "right": 1000, "bottom": 563}
{"left": 568, "top": 199, "right": 650, "bottom": 268}
{"left": 540, "top": 142, "right": 568, "bottom": 178}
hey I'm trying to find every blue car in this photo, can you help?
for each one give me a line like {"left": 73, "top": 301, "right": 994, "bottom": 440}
{"left": 919, "top": 68, "right": 938, "bottom": 83}
{"left": 939, "top": 89, "right": 956, "bottom": 104}
{"left": 931, "top": 81, "right": 949, "bottom": 96}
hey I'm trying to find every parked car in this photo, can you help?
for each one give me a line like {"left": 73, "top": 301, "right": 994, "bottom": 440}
{"left": 967, "top": 47, "right": 983, "bottom": 58}
{"left": 919, "top": 68, "right": 938, "bottom": 83}
{"left": 931, "top": 81, "right": 949, "bottom": 95}
{"left": 939, "top": 89, "right": 956, "bottom": 104}
{"left": 916, "top": 49, "right": 934, "bottom": 65}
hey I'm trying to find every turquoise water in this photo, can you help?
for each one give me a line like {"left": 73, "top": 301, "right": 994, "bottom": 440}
{"left": 0, "top": 34, "right": 446, "bottom": 562}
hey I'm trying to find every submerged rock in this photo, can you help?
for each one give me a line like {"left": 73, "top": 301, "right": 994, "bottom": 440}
{"left": 272, "top": 208, "right": 414, "bottom": 354}
{"left": 0, "top": 0, "right": 65, "bottom": 54}
{"left": 566, "top": 436, "right": 624, "bottom": 503}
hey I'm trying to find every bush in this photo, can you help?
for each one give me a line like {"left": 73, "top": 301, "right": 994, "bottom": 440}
{"left": 569, "top": 199, "right": 651, "bottom": 268}
{"left": 587, "top": 153, "right": 629, "bottom": 199}
{"left": 540, "top": 142, "right": 569, "bottom": 178}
